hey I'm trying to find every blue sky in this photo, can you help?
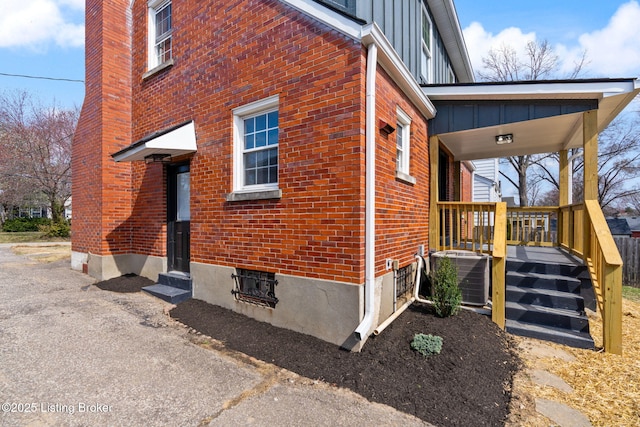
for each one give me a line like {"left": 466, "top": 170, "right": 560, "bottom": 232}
{"left": 0, "top": 0, "right": 639, "bottom": 109}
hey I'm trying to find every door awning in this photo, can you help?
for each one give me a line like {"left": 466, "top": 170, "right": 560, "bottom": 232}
{"left": 423, "top": 78, "right": 640, "bottom": 161}
{"left": 112, "top": 120, "right": 197, "bottom": 162}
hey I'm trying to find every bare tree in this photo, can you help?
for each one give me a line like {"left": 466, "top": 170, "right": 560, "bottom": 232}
{"left": 479, "top": 40, "right": 587, "bottom": 206}
{"left": 623, "top": 193, "right": 640, "bottom": 215}
{"left": 532, "top": 117, "right": 640, "bottom": 210}
{"left": 0, "top": 91, "right": 76, "bottom": 223}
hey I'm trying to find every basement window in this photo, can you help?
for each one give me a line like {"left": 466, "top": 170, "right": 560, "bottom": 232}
{"left": 395, "top": 264, "right": 415, "bottom": 299}
{"left": 232, "top": 268, "right": 278, "bottom": 308}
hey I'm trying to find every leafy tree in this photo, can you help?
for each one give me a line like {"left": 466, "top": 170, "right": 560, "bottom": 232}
{"left": 0, "top": 91, "right": 76, "bottom": 224}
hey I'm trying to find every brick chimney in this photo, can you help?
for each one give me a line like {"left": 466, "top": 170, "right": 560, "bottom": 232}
{"left": 71, "top": 0, "right": 133, "bottom": 276}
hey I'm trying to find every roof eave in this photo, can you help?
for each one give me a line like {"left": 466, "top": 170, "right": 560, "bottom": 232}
{"left": 426, "top": 0, "right": 474, "bottom": 83}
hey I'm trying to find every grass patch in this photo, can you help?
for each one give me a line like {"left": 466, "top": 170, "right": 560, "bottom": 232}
{"left": 11, "top": 245, "right": 71, "bottom": 263}
{"left": 0, "top": 232, "right": 69, "bottom": 244}
{"left": 622, "top": 286, "right": 640, "bottom": 303}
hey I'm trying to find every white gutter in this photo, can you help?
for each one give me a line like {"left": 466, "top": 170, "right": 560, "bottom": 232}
{"left": 354, "top": 42, "right": 377, "bottom": 341}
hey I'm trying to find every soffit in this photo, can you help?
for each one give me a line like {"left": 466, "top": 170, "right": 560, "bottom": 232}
{"left": 424, "top": 79, "right": 640, "bottom": 161}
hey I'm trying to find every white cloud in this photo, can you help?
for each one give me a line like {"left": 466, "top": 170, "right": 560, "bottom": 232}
{"left": 463, "top": 1, "right": 640, "bottom": 79}
{"left": 462, "top": 22, "right": 537, "bottom": 78}
{"left": 571, "top": 0, "right": 640, "bottom": 77}
{"left": 0, "top": 0, "right": 84, "bottom": 50}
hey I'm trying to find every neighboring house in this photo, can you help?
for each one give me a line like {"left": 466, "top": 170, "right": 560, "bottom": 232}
{"left": 625, "top": 216, "right": 640, "bottom": 238}
{"left": 472, "top": 158, "right": 501, "bottom": 203}
{"left": 607, "top": 217, "right": 632, "bottom": 238}
{"left": 71, "top": 0, "right": 639, "bottom": 350}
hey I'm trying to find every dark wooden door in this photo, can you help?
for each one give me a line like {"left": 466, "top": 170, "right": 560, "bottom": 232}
{"left": 168, "top": 163, "right": 190, "bottom": 273}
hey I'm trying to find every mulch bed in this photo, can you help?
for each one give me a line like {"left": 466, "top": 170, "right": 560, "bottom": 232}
{"left": 94, "top": 273, "right": 153, "bottom": 293}
{"left": 172, "top": 300, "right": 520, "bottom": 427}
{"left": 95, "top": 275, "right": 520, "bottom": 426}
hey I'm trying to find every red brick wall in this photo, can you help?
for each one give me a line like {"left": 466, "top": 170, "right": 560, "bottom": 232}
{"left": 460, "top": 162, "right": 473, "bottom": 202}
{"left": 375, "top": 66, "right": 430, "bottom": 271}
{"left": 128, "top": 0, "right": 366, "bottom": 283}
{"left": 72, "top": 0, "right": 133, "bottom": 256}
{"left": 76, "top": 0, "right": 434, "bottom": 284}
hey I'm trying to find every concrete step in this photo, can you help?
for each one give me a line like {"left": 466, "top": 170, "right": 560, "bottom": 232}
{"left": 506, "top": 319, "right": 594, "bottom": 350}
{"left": 506, "top": 285, "right": 585, "bottom": 311}
{"left": 158, "top": 272, "right": 192, "bottom": 291}
{"left": 142, "top": 284, "right": 191, "bottom": 304}
{"left": 507, "top": 259, "right": 587, "bottom": 278}
{"left": 505, "top": 301, "right": 589, "bottom": 332}
{"left": 506, "top": 271, "right": 581, "bottom": 293}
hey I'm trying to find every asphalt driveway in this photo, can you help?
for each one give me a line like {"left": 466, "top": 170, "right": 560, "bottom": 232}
{"left": 0, "top": 244, "right": 428, "bottom": 426}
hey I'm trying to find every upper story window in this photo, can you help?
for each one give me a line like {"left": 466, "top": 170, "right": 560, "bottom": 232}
{"left": 421, "top": 4, "right": 433, "bottom": 83}
{"left": 232, "top": 96, "right": 280, "bottom": 194}
{"left": 396, "top": 108, "right": 415, "bottom": 184}
{"left": 447, "top": 65, "right": 456, "bottom": 84}
{"left": 148, "top": 0, "right": 172, "bottom": 70}
{"left": 315, "top": 0, "right": 356, "bottom": 15}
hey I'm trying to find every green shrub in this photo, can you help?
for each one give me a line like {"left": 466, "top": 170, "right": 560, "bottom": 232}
{"left": 430, "top": 256, "right": 462, "bottom": 317}
{"left": 2, "top": 217, "right": 50, "bottom": 232}
{"left": 39, "top": 220, "right": 71, "bottom": 238}
{"left": 410, "top": 333, "right": 443, "bottom": 357}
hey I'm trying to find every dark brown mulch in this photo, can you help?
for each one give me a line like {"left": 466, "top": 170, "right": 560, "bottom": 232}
{"left": 172, "top": 300, "right": 520, "bottom": 427}
{"left": 95, "top": 275, "right": 520, "bottom": 426}
{"left": 94, "top": 273, "right": 154, "bottom": 293}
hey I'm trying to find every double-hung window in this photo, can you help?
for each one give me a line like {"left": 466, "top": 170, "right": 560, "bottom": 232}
{"left": 396, "top": 108, "right": 415, "bottom": 184}
{"left": 421, "top": 4, "right": 433, "bottom": 83}
{"left": 148, "top": 0, "right": 172, "bottom": 70}
{"left": 231, "top": 96, "right": 280, "bottom": 197}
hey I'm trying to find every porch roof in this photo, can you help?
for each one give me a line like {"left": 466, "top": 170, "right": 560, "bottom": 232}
{"left": 111, "top": 120, "right": 197, "bottom": 162}
{"left": 423, "top": 78, "right": 640, "bottom": 161}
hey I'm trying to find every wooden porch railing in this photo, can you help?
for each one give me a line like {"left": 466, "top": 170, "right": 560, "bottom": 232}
{"left": 583, "top": 200, "right": 623, "bottom": 354}
{"left": 434, "top": 202, "right": 497, "bottom": 254}
{"left": 433, "top": 200, "right": 623, "bottom": 353}
{"left": 559, "top": 203, "right": 584, "bottom": 257}
{"left": 434, "top": 202, "right": 506, "bottom": 328}
{"left": 506, "top": 206, "right": 557, "bottom": 246}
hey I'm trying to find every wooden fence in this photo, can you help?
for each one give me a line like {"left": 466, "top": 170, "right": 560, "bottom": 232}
{"left": 613, "top": 237, "right": 640, "bottom": 287}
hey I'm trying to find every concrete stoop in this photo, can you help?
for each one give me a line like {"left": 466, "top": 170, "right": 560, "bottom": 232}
{"left": 142, "top": 272, "right": 192, "bottom": 304}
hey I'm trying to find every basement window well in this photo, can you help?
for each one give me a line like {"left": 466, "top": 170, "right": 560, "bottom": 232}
{"left": 232, "top": 268, "right": 278, "bottom": 308}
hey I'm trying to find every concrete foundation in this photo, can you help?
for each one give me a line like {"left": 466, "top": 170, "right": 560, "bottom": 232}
{"left": 72, "top": 251, "right": 166, "bottom": 282}
{"left": 191, "top": 261, "right": 365, "bottom": 349}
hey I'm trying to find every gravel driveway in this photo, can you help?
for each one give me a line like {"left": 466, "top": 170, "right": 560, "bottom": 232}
{"left": 0, "top": 244, "right": 428, "bottom": 426}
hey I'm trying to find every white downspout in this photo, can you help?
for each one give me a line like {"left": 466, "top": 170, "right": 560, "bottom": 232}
{"left": 354, "top": 42, "right": 378, "bottom": 341}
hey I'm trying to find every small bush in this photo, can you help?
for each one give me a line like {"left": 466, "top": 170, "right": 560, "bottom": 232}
{"left": 39, "top": 220, "right": 71, "bottom": 238}
{"left": 430, "top": 256, "right": 462, "bottom": 317}
{"left": 2, "top": 217, "right": 50, "bottom": 232}
{"left": 410, "top": 333, "right": 443, "bottom": 357}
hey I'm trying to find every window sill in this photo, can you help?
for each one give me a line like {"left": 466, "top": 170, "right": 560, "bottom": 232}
{"left": 396, "top": 171, "right": 416, "bottom": 185}
{"left": 142, "top": 58, "right": 175, "bottom": 80}
{"left": 226, "top": 189, "right": 282, "bottom": 202}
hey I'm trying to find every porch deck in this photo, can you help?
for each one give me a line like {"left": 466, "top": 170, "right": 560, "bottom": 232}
{"left": 507, "top": 245, "right": 583, "bottom": 266}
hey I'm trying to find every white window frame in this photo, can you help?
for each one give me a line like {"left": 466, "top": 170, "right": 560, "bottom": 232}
{"left": 421, "top": 4, "right": 433, "bottom": 84}
{"left": 232, "top": 95, "right": 280, "bottom": 196}
{"left": 147, "top": 0, "right": 172, "bottom": 71}
{"left": 396, "top": 107, "right": 415, "bottom": 184}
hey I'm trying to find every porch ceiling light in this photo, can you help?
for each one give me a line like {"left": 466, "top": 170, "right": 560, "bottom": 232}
{"left": 144, "top": 153, "right": 171, "bottom": 164}
{"left": 495, "top": 133, "right": 513, "bottom": 145}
